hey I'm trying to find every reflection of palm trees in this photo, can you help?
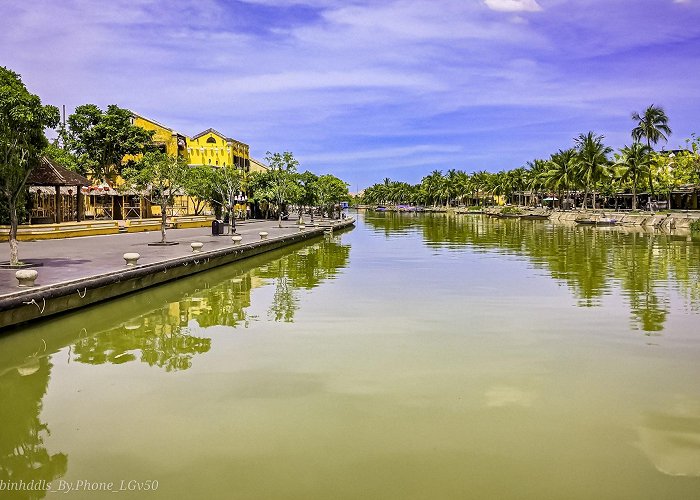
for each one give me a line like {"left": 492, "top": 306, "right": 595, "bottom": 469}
{"left": 364, "top": 212, "right": 699, "bottom": 333}
{"left": 0, "top": 356, "right": 67, "bottom": 496}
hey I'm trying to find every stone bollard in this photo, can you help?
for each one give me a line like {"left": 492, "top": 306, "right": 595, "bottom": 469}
{"left": 191, "top": 242, "right": 204, "bottom": 253}
{"left": 299, "top": 225, "right": 305, "bottom": 231}
{"left": 16, "top": 269, "right": 38, "bottom": 287}
{"left": 123, "top": 252, "right": 140, "bottom": 266}
{"left": 259, "top": 231, "right": 269, "bottom": 240}
{"left": 232, "top": 235, "right": 243, "bottom": 245}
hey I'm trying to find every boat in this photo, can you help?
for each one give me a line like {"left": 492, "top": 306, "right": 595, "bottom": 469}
{"left": 520, "top": 214, "right": 550, "bottom": 220}
{"left": 575, "top": 217, "right": 617, "bottom": 226}
{"left": 375, "top": 205, "right": 387, "bottom": 211}
{"left": 495, "top": 213, "right": 521, "bottom": 219}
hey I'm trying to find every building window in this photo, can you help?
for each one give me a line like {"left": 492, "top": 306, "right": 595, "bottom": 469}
{"left": 206, "top": 136, "right": 216, "bottom": 144}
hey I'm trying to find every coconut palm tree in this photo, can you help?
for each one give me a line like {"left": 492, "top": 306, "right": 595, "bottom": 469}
{"left": 421, "top": 170, "right": 444, "bottom": 207}
{"left": 544, "top": 149, "right": 578, "bottom": 209}
{"left": 632, "top": 105, "right": 672, "bottom": 198}
{"left": 575, "top": 131, "right": 612, "bottom": 209}
{"left": 615, "top": 143, "right": 653, "bottom": 211}
{"left": 471, "top": 170, "right": 491, "bottom": 206}
{"left": 509, "top": 167, "right": 527, "bottom": 206}
{"left": 453, "top": 170, "right": 472, "bottom": 206}
{"left": 526, "top": 159, "right": 548, "bottom": 206}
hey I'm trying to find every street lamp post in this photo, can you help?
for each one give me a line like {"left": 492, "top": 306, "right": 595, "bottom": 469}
{"left": 231, "top": 195, "right": 238, "bottom": 235}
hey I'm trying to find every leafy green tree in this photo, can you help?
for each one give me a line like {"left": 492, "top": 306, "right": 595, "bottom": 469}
{"left": 44, "top": 141, "right": 80, "bottom": 172}
{"left": 211, "top": 165, "right": 244, "bottom": 228}
{"left": 122, "top": 151, "right": 189, "bottom": 243}
{"left": 615, "top": 143, "right": 653, "bottom": 211}
{"left": 672, "top": 135, "right": 700, "bottom": 186}
{"left": 65, "top": 104, "right": 154, "bottom": 180}
{"left": 297, "top": 171, "right": 319, "bottom": 223}
{"left": 632, "top": 104, "right": 672, "bottom": 198}
{"left": 317, "top": 174, "right": 349, "bottom": 218}
{"left": 264, "top": 151, "right": 301, "bottom": 227}
{"left": 1, "top": 66, "right": 60, "bottom": 265}
{"left": 183, "top": 165, "right": 216, "bottom": 216}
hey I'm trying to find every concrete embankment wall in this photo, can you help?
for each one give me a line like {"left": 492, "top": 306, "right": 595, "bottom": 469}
{"left": 548, "top": 211, "right": 700, "bottom": 229}
{"left": 0, "top": 220, "right": 354, "bottom": 329}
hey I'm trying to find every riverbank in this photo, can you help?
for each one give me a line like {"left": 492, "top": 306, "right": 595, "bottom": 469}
{"left": 360, "top": 205, "right": 700, "bottom": 230}
{"left": 0, "top": 216, "right": 354, "bottom": 329}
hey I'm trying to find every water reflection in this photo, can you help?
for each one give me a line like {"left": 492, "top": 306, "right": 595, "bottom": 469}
{"left": 69, "top": 235, "right": 350, "bottom": 366}
{"left": 258, "top": 236, "right": 351, "bottom": 322}
{"left": 0, "top": 356, "right": 67, "bottom": 498}
{"left": 0, "top": 233, "right": 351, "bottom": 492}
{"left": 364, "top": 212, "right": 700, "bottom": 332}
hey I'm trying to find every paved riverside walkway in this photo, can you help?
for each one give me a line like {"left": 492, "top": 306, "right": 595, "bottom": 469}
{"left": 0, "top": 217, "right": 332, "bottom": 297}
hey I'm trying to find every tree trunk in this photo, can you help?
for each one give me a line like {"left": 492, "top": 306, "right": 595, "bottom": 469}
{"left": 160, "top": 204, "right": 167, "bottom": 243}
{"left": 9, "top": 198, "right": 20, "bottom": 266}
{"left": 632, "top": 184, "right": 638, "bottom": 211}
{"left": 647, "top": 138, "right": 655, "bottom": 198}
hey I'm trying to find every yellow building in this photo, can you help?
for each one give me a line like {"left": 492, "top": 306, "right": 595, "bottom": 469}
{"left": 186, "top": 128, "right": 250, "bottom": 171}
{"left": 130, "top": 113, "right": 187, "bottom": 157}
{"left": 112, "top": 116, "right": 264, "bottom": 219}
{"left": 249, "top": 157, "right": 269, "bottom": 174}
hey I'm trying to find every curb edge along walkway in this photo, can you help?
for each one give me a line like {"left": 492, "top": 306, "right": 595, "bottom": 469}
{"left": 0, "top": 218, "right": 355, "bottom": 329}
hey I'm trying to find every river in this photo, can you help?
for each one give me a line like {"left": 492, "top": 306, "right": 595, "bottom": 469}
{"left": 1, "top": 211, "right": 699, "bottom": 499}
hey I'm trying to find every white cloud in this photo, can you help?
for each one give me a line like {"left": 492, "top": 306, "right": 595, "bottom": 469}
{"left": 484, "top": 0, "right": 542, "bottom": 12}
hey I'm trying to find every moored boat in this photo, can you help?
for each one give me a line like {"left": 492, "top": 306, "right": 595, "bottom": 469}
{"left": 575, "top": 217, "right": 617, "bottom": 226}
{"left": 520, "top": 214, "right": 550, "bottom": 220}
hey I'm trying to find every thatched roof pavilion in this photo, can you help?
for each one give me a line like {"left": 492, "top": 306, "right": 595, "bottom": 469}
{"left": 27, "top": 157, "right": 91, "bottom": 222}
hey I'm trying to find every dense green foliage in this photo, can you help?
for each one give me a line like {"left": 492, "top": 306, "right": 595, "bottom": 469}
{"left": 362, "top": 106, "right": 697, "bottom": 210}
{"left": 0, "top": 66, "right": 59, "bottom": 264}
{"left": 249, "top": 152, "right": 349, "bottom": 223}
{"left": 63, "top": 104, "right": 154, "bottom": 180}
{"left": 122, "top": 151, "right": 190, "bottom": 243}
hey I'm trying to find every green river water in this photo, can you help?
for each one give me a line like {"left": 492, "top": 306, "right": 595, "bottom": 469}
{"left": 1, "top": 211, "right": 700, "bottom": 499}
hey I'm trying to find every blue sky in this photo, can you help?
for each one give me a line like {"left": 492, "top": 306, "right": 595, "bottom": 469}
{"left": 1, "top": 0, "right": 699, "bottom": 190}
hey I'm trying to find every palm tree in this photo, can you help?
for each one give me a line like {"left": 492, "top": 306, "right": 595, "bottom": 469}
{"left": 453, "top": 170, "right": 472, "bottom": 206}
{"left": 615, "top": 143, "right": 653, "bottom": 211}
{"left": 421, "top": 170, "right": 444, "bottom": 207}
{"left": 526, "top": 159, "right": 548, "bottom": 206}
{"left": 471, "top": 170, "right": 490, "bottom": 206}
{"left": 509, "top": 167, "right": 527, "bottom": 206}
{"left": 575, "top": 131, "right": 612, "bottom": 210}
{"left": 632, "top": 105, "right": 672, "bottom": 198}
{"left": 544, "top": 149, "right": 578, "bottom": 209}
